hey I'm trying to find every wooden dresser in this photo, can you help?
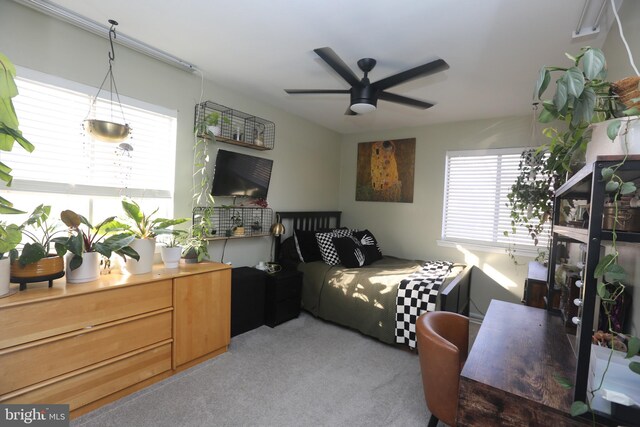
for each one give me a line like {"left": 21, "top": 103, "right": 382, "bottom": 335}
{"left": 0, "top": 262, "right": 231, "bottom": 418}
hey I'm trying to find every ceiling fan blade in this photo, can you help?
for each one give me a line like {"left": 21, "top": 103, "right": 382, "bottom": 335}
{"left": 344, "top": 107, "right": 358, "bottom": 116}
{"left": 379, "top": 91, "right": 434, "bottom": 109}
{"left": 285, "top": 89, "right": 350, "bottom": 94}
{"left": 373, "top": 59, "right": 449, "bottom": 91}
{"left": 314, "top": 47, "right": 361, "bottom": 87}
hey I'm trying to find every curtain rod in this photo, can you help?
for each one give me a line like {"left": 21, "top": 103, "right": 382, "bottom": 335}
{"left": 12, "top": 0, "right": 196, "bottom": 73}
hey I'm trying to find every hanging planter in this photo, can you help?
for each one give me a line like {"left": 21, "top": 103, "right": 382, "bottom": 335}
{"left": 83, "top": 19, "right": 131, "bottom": 143}
{"left": 84, "top": 119, "right": 131, "bottom": 143}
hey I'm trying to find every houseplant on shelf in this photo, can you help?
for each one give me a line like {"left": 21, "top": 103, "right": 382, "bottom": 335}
{"left": 508, "top": 47, "right": 640, "bottom": 255}
{"left": 231, "top": 210, "right": 244, "bottom": 236}
{"left": 0, "top": 222, "right": 22, "bottom": 295}
{"left": 0, "top": 52, "right": 35, "bottom": 214}
{"left": 119, "top": 197, "right": 188, "bottom": 274}
{"left": 534, "top": 47, "right": 627, "bottom": 175}
{"left": 53, "top": 210, "right": 139, "bottom": 283}
{"left": 202, "top": 111, "right": 230, "bottom": 138}
{"left": 9, "top": 204, "right": 66, "bottom": 286}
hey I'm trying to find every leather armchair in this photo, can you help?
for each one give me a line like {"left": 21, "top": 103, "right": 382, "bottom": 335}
{"left": 417, "top": 311, "right": 469, "bottom": 427}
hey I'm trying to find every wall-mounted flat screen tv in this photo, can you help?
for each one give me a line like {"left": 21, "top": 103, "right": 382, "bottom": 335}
{"left": 211, "top": 149, "right": 273, "bottom": 199}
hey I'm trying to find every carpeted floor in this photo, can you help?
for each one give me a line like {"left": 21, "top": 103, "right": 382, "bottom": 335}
{"left": 73, "top": 313, "right": 481, "bottom": 427}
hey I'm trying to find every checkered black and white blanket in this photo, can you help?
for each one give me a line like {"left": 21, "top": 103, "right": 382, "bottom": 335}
{"left": 395, "top": 260, "right": 454, "bottom": 349}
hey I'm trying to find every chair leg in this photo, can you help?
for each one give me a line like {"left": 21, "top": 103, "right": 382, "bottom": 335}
{"left": 428, "top": 414, "right": 439, "bottom": 427}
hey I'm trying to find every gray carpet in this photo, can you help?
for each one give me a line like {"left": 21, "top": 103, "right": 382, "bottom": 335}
{"left": 73, "top": 313, "right": 480, "bottom": 427}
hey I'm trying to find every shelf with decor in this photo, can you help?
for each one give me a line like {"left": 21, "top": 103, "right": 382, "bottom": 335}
{"left": 546, "top": 155, "right": 640, "bottom": 424}
{"left": 194, "top": 101, "right": 275, "bottom": 150}
{"left": 193, "top": 206, "right": 274, "bottom": 240}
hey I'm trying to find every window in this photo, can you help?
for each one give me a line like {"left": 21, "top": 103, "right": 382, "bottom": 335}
{"left": 1, "top": 67, "right": 177, "bottom": 225}
{"left": 441, "top": 148, "right": 550, "bottom": 253}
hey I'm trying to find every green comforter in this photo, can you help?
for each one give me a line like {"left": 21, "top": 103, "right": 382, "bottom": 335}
{"left": 298, "top": 256, "right": 425, "bottom": 344}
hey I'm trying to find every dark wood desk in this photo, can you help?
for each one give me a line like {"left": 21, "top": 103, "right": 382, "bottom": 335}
{"left": 458, "top": 300, "right": 587, "bottom": 426}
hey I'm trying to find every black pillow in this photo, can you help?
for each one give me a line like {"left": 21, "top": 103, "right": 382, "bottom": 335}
{"left": 294, "top": 229, "right": 323, "bottom": 262}
{"left": 279, "top": 236, "right": 300, "bottom": 263}
{"left": 332, "top": 236, "right": 368, "bottom": 267}
{"left": 353, "top": 229, "right": 383, "bottom": 263}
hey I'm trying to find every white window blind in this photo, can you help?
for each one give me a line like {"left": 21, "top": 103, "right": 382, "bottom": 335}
{"left": 1, "top": 68, "right": 177, "bottom": 222}
{"left": 442, "top": 148, "right": 550, "bottom": 252}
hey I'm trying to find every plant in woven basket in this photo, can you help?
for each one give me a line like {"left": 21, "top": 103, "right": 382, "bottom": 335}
{"left": 611, "top": 76, "right": 640, "bottom": 115}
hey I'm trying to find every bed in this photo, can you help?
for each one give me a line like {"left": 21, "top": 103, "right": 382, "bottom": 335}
{"left": 274, "top": 211, "right": 472, "bottom": 347}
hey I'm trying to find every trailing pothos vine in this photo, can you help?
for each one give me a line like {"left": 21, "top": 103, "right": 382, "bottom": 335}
{"left": 181, "top": 112, "right": 216, "bottom": 262}
{"left": 505, "top": 149, "right": 558, "bottom": 263}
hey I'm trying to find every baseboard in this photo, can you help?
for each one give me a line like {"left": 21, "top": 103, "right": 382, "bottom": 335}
{"left": 469, "top": 311, "right": 484, "bottom": 323}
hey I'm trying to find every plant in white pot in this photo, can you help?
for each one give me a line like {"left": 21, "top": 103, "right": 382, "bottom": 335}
{"left": 120, "top": 198, "right": 188, "bottom": 274}
{"left": 160, "top": 234, "right": 186, "bottom": 269}
{"left": 53, "top": 210, "right": 139, "bottom": 283}
{"left": 0, "top": 222, "right": 22, "bottom": 295}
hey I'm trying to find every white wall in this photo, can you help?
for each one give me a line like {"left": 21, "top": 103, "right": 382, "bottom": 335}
{"left": 338, "top": 116, "right": 537, "bottom": 317}
{"left": 0, "top": 1, "right": 342, "bottom": 268}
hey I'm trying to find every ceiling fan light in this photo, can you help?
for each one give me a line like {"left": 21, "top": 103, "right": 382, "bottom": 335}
{"left": 350, "top": 102, "right": 377, "bottom": 114}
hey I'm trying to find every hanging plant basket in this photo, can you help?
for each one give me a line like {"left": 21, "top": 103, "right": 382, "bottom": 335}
{"left": 84, "top": 119, "right": 130, "bottom": 143}
{"left": 612, "top": 76, "right": 640, "bottom": 110}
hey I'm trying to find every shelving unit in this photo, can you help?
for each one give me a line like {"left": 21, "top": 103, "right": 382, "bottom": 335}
{"left": 194, "top": 101, "right": 275, "bottom": 150}
{"left": 546, "top": 155, "right": 640, "bottom": 422}
{"left": 193, "top": 206, "right": 274, "bottom": 240}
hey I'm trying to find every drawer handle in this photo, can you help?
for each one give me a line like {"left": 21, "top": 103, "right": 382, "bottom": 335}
{"left": 575, "top": 280, "right": 583, "bottom": 288}
{"left": 572, "top": 316, "right": 581, "bottom": 325}
{"left": 573, "top": 298, "right": 582, "bottom": 307}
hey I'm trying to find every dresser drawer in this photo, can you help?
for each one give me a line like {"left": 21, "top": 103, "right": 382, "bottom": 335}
{"left": 1, "top": 280, "right": 172, "bottom": 348}
{"left": 3, "top": 343, "right": 172, "bottom": 411}
{"left": 0, "top": 310, "right": 172, "bottom": 396}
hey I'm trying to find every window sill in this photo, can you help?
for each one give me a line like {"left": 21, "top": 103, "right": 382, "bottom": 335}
{"left": 436, "top": 239, "right": 542, "bottom": 258}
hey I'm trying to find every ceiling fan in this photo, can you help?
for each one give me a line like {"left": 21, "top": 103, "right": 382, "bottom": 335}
{"left": 285, "top": 47, "right": 449, "bottom": 115}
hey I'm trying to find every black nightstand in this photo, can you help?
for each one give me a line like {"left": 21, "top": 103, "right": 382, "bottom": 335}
{"left": 231, "top": 267, "right": 266, "bottom": 337}
{"left": 264, "top": 270, "right": 303, "bottom": 327}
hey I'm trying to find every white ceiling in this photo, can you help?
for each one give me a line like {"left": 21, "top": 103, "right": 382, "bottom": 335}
{"left": 28, "top": 0, "right": 620, "bottom": 134}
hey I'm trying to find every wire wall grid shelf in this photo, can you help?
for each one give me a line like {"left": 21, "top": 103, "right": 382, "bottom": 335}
{"left": 193, "top": 206, "right": 274, "bottom": 240}
{"left": 195, "top": 101, "right": 275, "bottom": 150}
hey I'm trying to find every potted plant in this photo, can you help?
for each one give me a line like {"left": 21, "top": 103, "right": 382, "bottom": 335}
{"left": 0, "top": 222, "right": 22, "bottom": 295}
{"left": 160, "top": 234, "right": 186, "bottom": 269}
{"left": 53, "top": 210, "right": 139, "bottom": 283}
{"left": 120, "top": 197, "right": 188, "bottom": 274}
{"left": 534, "top": 47, "right": 632, "bottom": 175}
{"left": 231, "top": 210, "right": 244, "bottom": 236}
{"left": 508, "top": 48, "right": 640, "bottom": 255}
{"left": 0, "top": 52, "right": 35, "bottom": 214}
{"left": 204, "top": 111, "right": 225, "bottom": 137}
{"left": 179, "top": 233, "right": 209, "bottom": 264}
{"left": 9, "top": 204, "right": 66, "bottom": 285}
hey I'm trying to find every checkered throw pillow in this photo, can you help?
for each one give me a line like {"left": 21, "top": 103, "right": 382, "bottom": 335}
{"left": 316, "top": 228, "right": 353, "bottom": 265}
